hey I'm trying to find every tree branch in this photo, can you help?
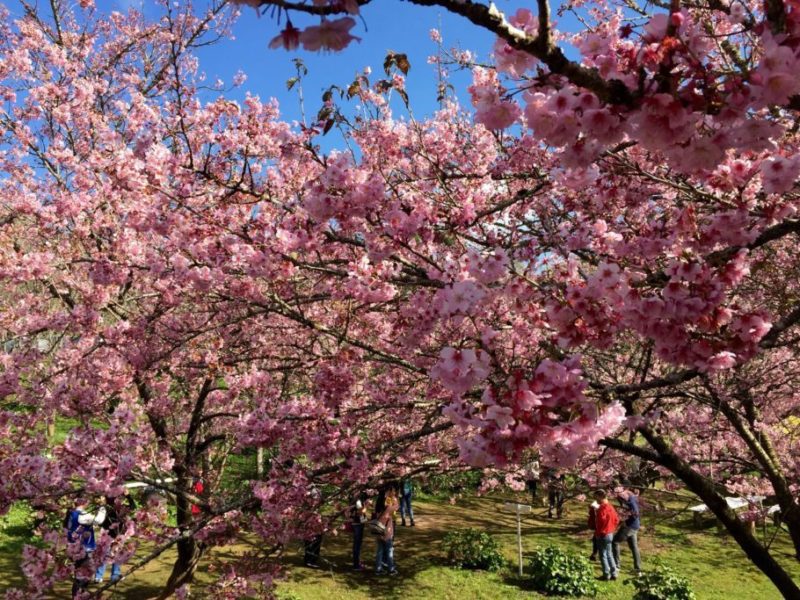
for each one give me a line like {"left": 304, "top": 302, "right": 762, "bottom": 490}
{"left": 404, "top": 0, "right": 634, "bottom": 105}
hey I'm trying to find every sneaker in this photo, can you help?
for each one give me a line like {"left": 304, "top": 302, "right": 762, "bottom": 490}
{"left": 597, "top": 575, "right": 610, "bottom": 581}
{"left": 388, "top": 569, "right": 398, "bottom": 576}
{"left": 611, "top": 573, "right": 618, "bottom": 581}
{"left": 410, "top": 521, "right": 415, "bottom": 527}
{"left": 401, "top": 520, "right": 407, "bottom": 527}
{"left": 589, "top": 554, "right": 597, "bottom": 561}
{"left": 304, "top": 563, "right": 321, "bottom": 569}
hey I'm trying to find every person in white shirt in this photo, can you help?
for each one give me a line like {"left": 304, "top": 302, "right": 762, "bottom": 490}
{"left": 65, "top": 498, "right": 107, "bottom": 598}
{"left": 524, "top": 460, "right": 541, "bottom": 504}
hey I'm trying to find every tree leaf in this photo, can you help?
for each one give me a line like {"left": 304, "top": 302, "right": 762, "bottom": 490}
{"left": 383, "top": 51, "right": 396, "bottom": 76}
{"left": 395, "top": 53, "right": 410, "bottom": 75}
{"left": 347, "top": 81, "right": 360, "bottom": 99}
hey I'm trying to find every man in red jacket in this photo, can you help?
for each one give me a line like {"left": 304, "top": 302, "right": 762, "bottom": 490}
{"left": 592, "top": 489, "right": 620, "bottom": 581}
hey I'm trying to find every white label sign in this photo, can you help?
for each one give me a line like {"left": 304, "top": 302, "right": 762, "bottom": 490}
{"left": 503, "top": 502, "right": 532, "bottom": 514}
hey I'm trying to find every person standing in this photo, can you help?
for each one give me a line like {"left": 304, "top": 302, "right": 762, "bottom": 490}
{"left": 94, "top": 492, "right": 135, "bottom": 584}
{"left": 592, "top": 489, "right": 620, "bottom": 581}
{"left": 304, "top": 484, "right": 323, "bottom": 569}
{"left": 524, "top": 460, "right": 541, "bottom": 505}
{"left": 66, "top": 498, "right": 107, "bottom": 598}
{"left": 304, "top": 533, "right": 323, "bottom": 568}
{"left": 351, "top": 492, "right": 368, "bottom": 570}
{"left": 587, "top": 498, "right": 600, "bottom": 561}
{"left": 372, "top": 485, "right": 387, "bottom": 520}
{"left": 613, "top": 488, "right": 642, "bottom": 573}
{"left": 547, "top": 470, "right": 565, "bottom": 519}
{"left": 375, "top": 487, "right": 398, "bottom": 575}
{"left": 399, "top": 477, "right": 415, "bottom": 527}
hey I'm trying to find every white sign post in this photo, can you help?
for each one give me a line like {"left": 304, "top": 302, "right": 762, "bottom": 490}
{"left": 503, "top": 502, "right": 532, "bottom": 577}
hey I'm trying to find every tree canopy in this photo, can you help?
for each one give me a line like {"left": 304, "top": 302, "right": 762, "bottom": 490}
{"left": 1, "top": 0, "right": 800, "bottom": 597}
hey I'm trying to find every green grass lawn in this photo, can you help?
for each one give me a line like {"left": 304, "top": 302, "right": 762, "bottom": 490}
{"left": 1, "top": 491, "right": 798, "bottom": 599}
{"left": 273, "top": 494, "right": 799, "bottom": 600}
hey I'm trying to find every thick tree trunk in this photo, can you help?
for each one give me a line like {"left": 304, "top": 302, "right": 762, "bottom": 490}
{"left": 156, "top": 536, "right": 204, "bottom": 599}
{"left": 155, "top": 475, "right": 205, "bottom": 599}
{"left": 779, "top": 506, "right": 800, "bottom": 562}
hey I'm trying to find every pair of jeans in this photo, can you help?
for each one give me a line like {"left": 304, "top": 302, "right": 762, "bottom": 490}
{"left": 596, "top": 533, "right": 617, "bottom": 578}
{"left": 375, "top": 538, "right": 395, "bottom": 572}
{"left": 399, "top": 494, "right": 414, "bottom": 522}
{"left": 95, "top": 562, "right": 122, "bottom": 582}
{"left": 526, "top": 479, "right": 538, "bottom": 502}
{"left": 352, "top": 523, "right": 364, "bottom": 567}
{"left": 613, "top": 526, "right": 642, "bottom": 571}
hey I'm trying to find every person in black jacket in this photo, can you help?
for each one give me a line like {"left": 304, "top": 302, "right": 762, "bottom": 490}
{"left": 350, "top": 492, "right": 369, "bottom": 570}
{"left": 94, "top": 492, "right": 135, "bottom": 584}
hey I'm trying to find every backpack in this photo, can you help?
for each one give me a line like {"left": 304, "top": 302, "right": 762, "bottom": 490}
{"left": 64, "top": 510, "right": 85, "bottom": 544}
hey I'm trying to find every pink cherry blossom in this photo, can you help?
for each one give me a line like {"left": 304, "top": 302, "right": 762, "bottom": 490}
{"left": 269, "top": 23, "right": 301, "bottom": 50}
{"left": 299, "top": 17, "right": 360, "bottom": 52}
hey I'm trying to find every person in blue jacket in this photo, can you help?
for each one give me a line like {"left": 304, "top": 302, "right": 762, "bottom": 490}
{"left": 65, "top": 498, "right": 107, "bottom": 598}
{"left": 613, "top": 488, "right": 643, "bottom": 572}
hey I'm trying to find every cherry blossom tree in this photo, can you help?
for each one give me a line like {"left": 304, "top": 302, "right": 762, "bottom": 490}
{"left": 241, "top": 0, "right": 800, "bottom": 595}
{"left": 0, "top": 2, "right": 467, "bottom": 596}
{"left": 2, "top": 0, "right": 800, "bottom": 597}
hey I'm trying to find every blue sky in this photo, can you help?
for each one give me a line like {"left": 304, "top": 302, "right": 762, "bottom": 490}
{"left": 7, "top": 0, "right": 586, "bottom": 125}
{"left": 96, "top": 0, "right": 555, "bottom": 124}
{"left": 201, "top": 1, "right": 503, "bottom": 125}
{"left": 205, "top": 2, "right": 496, "bottom": 123}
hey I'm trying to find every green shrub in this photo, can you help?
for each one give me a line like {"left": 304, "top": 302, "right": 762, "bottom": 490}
{"left": 420, "top": 470, "right": 483, "bottom": 497}
{"left": 627, "top": 565, "right": 696, "bottom": 600}
{"left": 529, "top": 545, "right": 598, "bottom": 597}
{"left": 441, "top": 528, "right": 505, "bottom": 571}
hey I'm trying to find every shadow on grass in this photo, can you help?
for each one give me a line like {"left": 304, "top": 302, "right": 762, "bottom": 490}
{"left": 280, "top": 525, "right": 453, "bottom": 598}
{"left": 278, "top": 496, "right": 586, "bottom": 599}
{"left": 498, "top": 569, "right": 537, "bottom": 592}
{"left": 100, "top": 582, "right": 166, "bottom": 600}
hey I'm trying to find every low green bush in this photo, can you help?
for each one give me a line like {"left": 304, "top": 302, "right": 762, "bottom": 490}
{"left": 529, "top": 545, "right": 598, "bottom": 597}
{"left": 441, "top": 528, "right": 505, "bottom": 571}
{"left": 627, "top": 565, "right": 696, "bottom": 600}
{"left": 419, "top": 470, "right": 482, "bottom": 497}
